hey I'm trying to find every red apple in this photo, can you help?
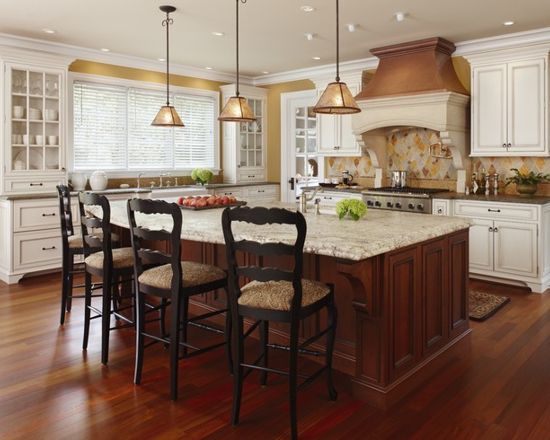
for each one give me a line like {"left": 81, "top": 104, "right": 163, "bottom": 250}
{"left": 177, "top": 196, "right": 184, "bottom": 205}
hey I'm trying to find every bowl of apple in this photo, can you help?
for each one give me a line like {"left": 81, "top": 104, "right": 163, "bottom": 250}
{"left": 177, "top": 194, "right": 246, "bottom": 210}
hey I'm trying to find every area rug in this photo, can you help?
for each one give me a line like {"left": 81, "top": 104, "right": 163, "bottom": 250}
{"left": 469, "top": 290, "right": 510, "bottom": 321}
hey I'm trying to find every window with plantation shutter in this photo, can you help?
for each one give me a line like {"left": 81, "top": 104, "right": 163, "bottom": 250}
{"left": 72, "top": 80, "right": 218, "bottom": 172}
{"left": 73, "top": 82, "right": 127, "bottom": 170}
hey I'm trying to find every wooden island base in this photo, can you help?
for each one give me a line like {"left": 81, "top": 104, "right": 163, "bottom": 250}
{"left": 119, "top": 226, "right": 470, "bottom": 410}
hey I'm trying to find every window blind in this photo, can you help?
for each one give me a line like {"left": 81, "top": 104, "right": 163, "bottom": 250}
{"left": 73, "top": 82, "right": 127, "bottom": 170}
{"left": 73, "top": 80, "right": 217, "bottom": 172}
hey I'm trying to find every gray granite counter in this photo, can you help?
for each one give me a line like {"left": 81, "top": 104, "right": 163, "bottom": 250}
{"left": 2, "top": 187, "right": 152, "bottom": 201}
{"left": 89, "top": 200, "right": 470, "bottom": 262}
{"left": 433, "top": 192, "right": 550, "bottom": 205}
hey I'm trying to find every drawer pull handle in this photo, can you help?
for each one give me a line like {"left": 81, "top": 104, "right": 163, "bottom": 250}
{"left": 42, "top": 213, "right": 56, "bottom": 217}
{"left": 30, "top": 183, "right": 44, "bottom": 187}
{"left": 487, "top": 209, "right": 501, "bottom": 213}
{"left": 42, "top": 246, "right": 56, "bottom": 251}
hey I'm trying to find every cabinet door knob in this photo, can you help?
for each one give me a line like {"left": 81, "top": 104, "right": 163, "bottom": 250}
{"left": 489, "top": 227, "right": 494, "bottom": 232}
{"left": 502, "top": 143, "right": 507, "bottom": 149}
{"left": 507, "top": 143, "right": 511, "bottom": 149}
{"left": 493, "top": 227, "right": 498, "bottom": 233}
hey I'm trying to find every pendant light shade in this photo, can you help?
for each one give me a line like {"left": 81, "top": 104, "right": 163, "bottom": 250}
{"left": 218, "top": 96, "right": 255, "bottom": 122}
{"left": 152, "top": 5, "right": 184, "bottom": 127}
{"left": 219, "top": 0, "right": 256, "bottom": 123}
{"left": 313, "top": 0, "right": 361, "bottom": 115}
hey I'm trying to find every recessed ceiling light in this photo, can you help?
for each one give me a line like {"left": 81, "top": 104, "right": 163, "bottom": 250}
{"left": 262, "top": 71, "right": 269, "bottom": 74}
{"left": 42, "top": 28, "right": 56, "bottom": 34}
{"left": 304, "top": 32, "right": 315, "bottom": 41}
{"left": 211, "top": 31, "right": 225, "bottom": 37}
{"left": 300, "top": 5, "right": 315, "bottom": 13}
{"left": 205, "top": 66, "right": 213, "bottom": 70}
{"left": 158, "top": 57, "right": 165, "bottom": 62}
{"left": 100, "top": 48, "right": 110, "bottom": 52}
{"left": 503, "top": 20, "right": 515, "bottom": 26}
{"left": 394, "top": 11, "right": 407, "bottom": 22}
{"left": 346, "top": 24, "right": 357, "bottom": 32}
{"left": 312, "top": 56, "right": 321, "bottom": 61}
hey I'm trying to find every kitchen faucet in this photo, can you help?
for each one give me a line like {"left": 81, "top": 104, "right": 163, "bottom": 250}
{"left": 298, "top": 188, "right": 323, "bottom": 213}
{"left": 159, "top": 172, "right": 171, "bottom": 188}
{"left": 137, "top": 172, "right": 145, "bottom": 189}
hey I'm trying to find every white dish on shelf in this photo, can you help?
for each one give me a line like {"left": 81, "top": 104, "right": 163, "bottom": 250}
{"left": 45, "top": 109, "right": 59, "bottom": 121}
{"left": 13, "top": 106, "right": 25, "bottom": 119}
{"left": 47, "top": 135, "right": 58, "bottom": 145}
{"left": 29, "top": 108, "right": 42, "bottom": 120}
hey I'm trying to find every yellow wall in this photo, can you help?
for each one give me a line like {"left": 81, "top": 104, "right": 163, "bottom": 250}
{"left": 69, "top": 60, "right": 226, "bottom": 91}
{"left": 260, "top": 79, "right": 315, "bottom": 181}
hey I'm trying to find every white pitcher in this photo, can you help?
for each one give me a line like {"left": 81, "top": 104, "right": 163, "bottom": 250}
{"left": 89, "top": 171, "right": 108, "bottom": 191}
{"left": 71, "top": 173, "right": 88, "bottom": 191}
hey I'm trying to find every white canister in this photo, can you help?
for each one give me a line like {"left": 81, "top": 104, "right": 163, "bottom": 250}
{"left": 71, "top": 173, "right": 88, "bottom": 191}
{"left": 13, "top": 106, "right": 25, "bottom": 119}
{"left": 35, "top": 135, "right": 44, "bottom": 145}
{"left": 89, "top": 171, "right": 108, "bottom": 191}
{"left": 47, "top": 135, "right": 58, "bottom": 146}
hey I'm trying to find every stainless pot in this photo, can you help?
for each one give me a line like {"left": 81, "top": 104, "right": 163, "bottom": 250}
{"left": 390, "top": 170, "right": 408, "bottom": 188}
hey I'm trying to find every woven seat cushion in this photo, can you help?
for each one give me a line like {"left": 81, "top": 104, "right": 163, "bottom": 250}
{"left": 67, "top": 232, "right": 119, "bottom": 249}
{"left": 84, "top": 247, "right": 134, "bottom": 270}
{"left": 138, "top": 261, "right": 226, "bottom": 290}
{"left": 238, "top": 279, "right": 330, "bottom": 311}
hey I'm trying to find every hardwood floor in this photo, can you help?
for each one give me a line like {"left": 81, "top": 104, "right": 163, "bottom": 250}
{"left": 1, "top": 274, "right": 550, "bottom": 439}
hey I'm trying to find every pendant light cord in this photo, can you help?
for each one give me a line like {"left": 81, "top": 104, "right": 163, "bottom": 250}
{"left": 336, "top": 0, "right": 340, "bottom": 82}
{"left": 235, "top": 0, "right": 246, "bottom": 97}
{"left": 163, "top": 12, "right": 173, "bottom": 106}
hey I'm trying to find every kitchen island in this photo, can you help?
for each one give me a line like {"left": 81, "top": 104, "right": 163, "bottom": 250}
{"left": 96, "top": 201, "right": 471, "bottom": 409}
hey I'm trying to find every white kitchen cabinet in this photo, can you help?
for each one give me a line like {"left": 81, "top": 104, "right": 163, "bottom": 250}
{"left": 315, "top": 190, "right": 362, "bottom": 207}
{"left": 449, "top": 199, "right": 550, "bottom": 293}
{"left": 468, "top": 50, "right": 549, "bottom": 156}
{"left": 0, "top": 48, "right": 72, "bottom": 195}
{"left": 432, "top": 199, "right": 452, "bottom": 216}
{"left": 212, "top": 184, "right": 280, "bottom": 204}
{"left": 220, "top": 84, "right": 267, "bottom": 183}
{"left": 314, "top": 74, "right": 362, "bottom": 157}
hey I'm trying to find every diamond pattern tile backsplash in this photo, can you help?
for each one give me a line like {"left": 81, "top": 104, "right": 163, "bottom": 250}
{"left": 327, "top": 127, "right": 550, "bottom": 194}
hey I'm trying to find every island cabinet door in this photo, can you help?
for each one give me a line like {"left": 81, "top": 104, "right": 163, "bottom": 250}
{"left": 421, "top": 238, "right": 449, "bottom": 357}
{"left": 386, "top": 247, "right": 421, "bottom": 381}
{"left": 448, "top": 231, "right": 469, "bottom": 339}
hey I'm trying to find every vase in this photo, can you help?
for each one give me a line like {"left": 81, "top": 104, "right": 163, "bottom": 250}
{"left": 71, "top": 172, "right": 88, "bottom": 191}
{"left": 516, "top": 183, "right": 538, "bottom": 197}
{"left": 89, "top": 171, "right": 108, "bottom": 191}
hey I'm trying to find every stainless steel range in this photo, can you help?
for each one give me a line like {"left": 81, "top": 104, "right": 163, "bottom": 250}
{"left": 361, "top": 187, "right": 448, "bottom": 214}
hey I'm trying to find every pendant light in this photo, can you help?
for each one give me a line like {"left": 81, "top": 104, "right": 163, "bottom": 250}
{"left": 313, "top": 0, "right": 361, "bottom": 115}
{"left": 152, "top": 5, "right": 184, "bottom": 127}
{"left": 218, "top": 0, "right": 256, "bottom": 122}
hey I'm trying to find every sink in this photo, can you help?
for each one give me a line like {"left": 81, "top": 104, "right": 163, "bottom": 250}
{"left": 148, "top": 186, "right": 208, "bottom": 201}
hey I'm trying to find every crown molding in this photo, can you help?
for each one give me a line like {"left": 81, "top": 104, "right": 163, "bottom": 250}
{"left": 454, "top": 26, "right": 550, "bottom": 57}
{"left": 0, "top": 32, "right": 252, "bottom": 84}
{"left": 252, "top": 57, "right": 379, "bottom": 86}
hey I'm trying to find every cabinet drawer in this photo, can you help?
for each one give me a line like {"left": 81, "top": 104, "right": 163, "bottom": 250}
{"left": 432, "top": 199, "right": 451, "bottom": 216}
{"left": 318, "top": 192, "right": 362, "bottom": 206}
{"left": 238, "top": 171, "right": 265, "bottom": 182}
{"left": 454, "top": 201, "right": 538, "bottom": 221}
{"left": 214, "top": 188, "right": 245, "bottom": 198}
{"left": 13, "top": 199, "right": 79, "bottom": 232}
{"left": 5, "top": 177, "right": 63, "bottom": 194}
{"left": 13, "top": 230, "right": 62, "bottom": 270}
{"left": 246, "top": 185, "right": 278, "bottom": 198}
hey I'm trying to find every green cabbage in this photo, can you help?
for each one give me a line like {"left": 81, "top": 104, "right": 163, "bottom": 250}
{"left": 335, "top": 199, "right": 367, "bottom": 221}
{"left": 191, "top": 168, "right": 213, "bottom": 185}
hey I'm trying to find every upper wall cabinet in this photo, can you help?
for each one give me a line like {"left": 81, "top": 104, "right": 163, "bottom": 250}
{"left": 313, "top": 73, "right": 363, "bottom": 157}
{"left": 220, "top": 84, "right": 267, "bottom": 184}
{"left": 0, "top": 48, "right": 72, "bottom": 195}
{"left": 467, "top": 47, "right": 549, "bottom": 157}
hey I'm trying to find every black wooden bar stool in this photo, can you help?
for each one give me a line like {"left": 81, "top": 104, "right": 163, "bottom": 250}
{"left": 128, "top": 198, "right": 232, "bottom": 400}
{"left": 56, "top": 185, "right": 118, "bottom": 325}
{"left": 79, "top": 192, "right": 134, "bottom": 365}
{"left": 222, "top": 206, "right": 337, "bottom": 440}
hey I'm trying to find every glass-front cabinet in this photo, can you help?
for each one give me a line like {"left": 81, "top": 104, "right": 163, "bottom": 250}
{"left": 294, "top": 104, "right": 319, "bottom": 196}
{"left": 221, "top": 84, "right": 267, "bottom": 183}
{"left": 7, "top": 66, "right": 64, "bottom": 173}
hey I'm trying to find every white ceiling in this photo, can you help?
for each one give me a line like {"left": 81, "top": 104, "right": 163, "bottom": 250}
{"left": 0, "top": 0, "right": 549, "bottom": 77}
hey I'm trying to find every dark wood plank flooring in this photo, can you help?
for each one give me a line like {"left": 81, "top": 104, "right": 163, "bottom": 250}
{"left": 1, "top": 274, "right": 549, "bottom": 439}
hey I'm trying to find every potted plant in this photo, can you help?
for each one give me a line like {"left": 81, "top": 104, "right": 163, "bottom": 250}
{"left": 191, "top": 168, "right": 213, "bottom": 186}
{"left": 505, "top": 168, "right": 550, "bottom": 196}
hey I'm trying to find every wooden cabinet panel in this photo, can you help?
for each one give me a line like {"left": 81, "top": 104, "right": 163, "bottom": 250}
{"left": 386, "top": 248, "right": 420, "bottom": 380}
{"left": 449, "top": 231, "right": 469, "bottom": 338}
{"left": 494, "top": 220, "right": 538, "bottom": 277}
{"left": 421, "top": 238, "right": 449, "bottom": 355}
{"left": 468, "top": 218, "right": 494, "bottom": 272}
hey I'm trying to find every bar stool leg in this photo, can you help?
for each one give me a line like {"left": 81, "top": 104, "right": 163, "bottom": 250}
{"left": 134, "top": 290, "right": 145, "bottom": 385}
{"left": 170, "top": 292, "right": 182, "bottom": 401}
{"left": 231, "top": 315, "right": 245, "bottom": 426}
{"left": 259, "top": 320, "right": 269, "bottom": 385}
{"left": 60, "top": 252, "right": 70, "bottom": 325}
{"left": 180, "top": 296, "right": 189, "bottom": 358}
{"left": 224, "top": 306, "right": 233, "bottom": 375}
{"left": 66, "top": 253, "right": 75, "bottom": 312}
{"left": 82, "top": 272, "right": 92, "bottom": 350}
{"left": 288, "top": 322, "right": 299, "bottom": 440}
{"left": 326, "top": 295, "right": 338, "bottom": 401}
{"left": 101, "top": 270, "right": 112, "bottom": 365}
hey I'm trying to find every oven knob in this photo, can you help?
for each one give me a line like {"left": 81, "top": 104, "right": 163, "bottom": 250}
{"left": 386, "top": 202, "right": 394, "bottom": 208}
{"left": 374, "top": 201, "right": 382, "bottom": 207}
{"left": 408, "top": 203, "right": 415, "bottom": 210}
{"left": 417, "top": 204, "right": 424, "bottom": 211}
{"left": 395, "top": 202, "right": 402, "bottom": 209}
{"left": 366, "top": 200, "right": 374, "bottom": 207}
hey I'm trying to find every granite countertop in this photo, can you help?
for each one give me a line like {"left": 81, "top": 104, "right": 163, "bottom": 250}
{"left": 201, "top": 182, "right": 279, "bottom": 189}
{"left": 433, "top": 192, "right": 550, "bottom": 205}
{"left": 2, "top": 187, "right": 152, "bottom": 201}
{"left": 88, "top": 201, "right": 471, "bottom": 262}
{"left": 303, "top": 185, "right": 365, "bottom": 194}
